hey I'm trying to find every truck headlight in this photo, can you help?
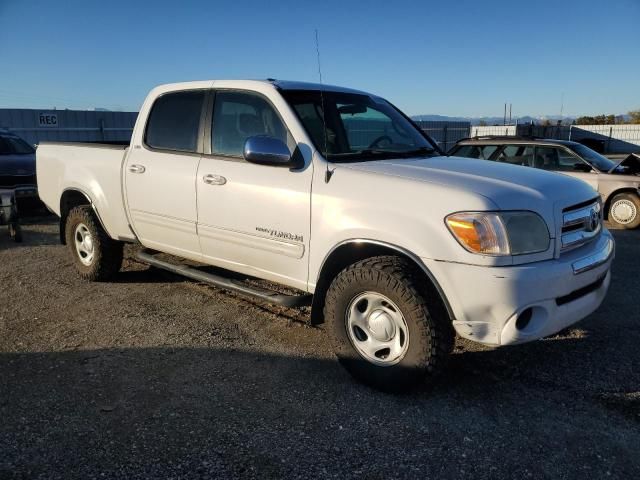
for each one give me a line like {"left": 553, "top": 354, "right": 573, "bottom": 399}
{"left": 445, "top": 211, "right": 550, "bottom": 256}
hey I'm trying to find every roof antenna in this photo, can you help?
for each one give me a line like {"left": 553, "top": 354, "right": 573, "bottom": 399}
{"left": 315, "top": 29, "right": 334, "bottom": 183}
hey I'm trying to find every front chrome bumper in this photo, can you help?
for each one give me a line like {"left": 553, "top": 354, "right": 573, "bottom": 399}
{"left": 572, "top": 236, "right": 614, "bottom": 274}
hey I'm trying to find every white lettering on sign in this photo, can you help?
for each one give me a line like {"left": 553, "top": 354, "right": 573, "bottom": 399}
{"left": 38, "top": 113, "right": 58, "bottom": 127}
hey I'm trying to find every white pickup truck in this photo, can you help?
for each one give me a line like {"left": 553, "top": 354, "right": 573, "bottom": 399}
{"left": 37, "top": 80, "right": 614, "bottom": 391}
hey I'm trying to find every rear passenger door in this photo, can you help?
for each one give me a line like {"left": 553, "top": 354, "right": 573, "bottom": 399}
{"left": 195, "top": 90, "right": 312, "bottom": 290}
{"left": 124, "top": 90, "right": 207, "bottom": 259}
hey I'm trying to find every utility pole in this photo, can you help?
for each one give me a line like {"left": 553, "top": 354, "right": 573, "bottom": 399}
{"left": 509, "top": 104, "right": 512, "bottom": 124}
{"left": 504, "top": 103, "right": 507, "bottom": 126}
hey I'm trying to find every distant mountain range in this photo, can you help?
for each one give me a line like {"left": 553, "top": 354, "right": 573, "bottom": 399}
{"left": 412, "top": 114, "right": 631, "bottom": 126}
{"left": 412, "top": 114, "right": 575, "bottom": 125}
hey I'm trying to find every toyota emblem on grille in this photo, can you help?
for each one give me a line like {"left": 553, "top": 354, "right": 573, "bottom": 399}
{"left": 586, "top": 208, "right": 599, "bottom": 232}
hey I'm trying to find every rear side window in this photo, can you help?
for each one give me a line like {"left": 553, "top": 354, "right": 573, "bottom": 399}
{"left": 534, "top": 146, "right": 585, "bottom": 171}
{"left": 453, "top": 144, "right": 498, "bottom": 160}
{"left": 496, "top": 145, "right": 534, "bottom": 166}
{"left": 145, "top": 91, "right": 205, "bottom": 153}
{"left": 211, "top": 91, "right": 293, "bottom": 157}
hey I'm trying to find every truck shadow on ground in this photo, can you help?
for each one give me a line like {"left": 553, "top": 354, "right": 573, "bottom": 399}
{"left": 1, "top": 340, "right": 639, "bottom": 478}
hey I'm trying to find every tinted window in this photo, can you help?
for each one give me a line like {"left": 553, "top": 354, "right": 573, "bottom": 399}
{"left": 145, "top": 91, "right": 205, "bottom": 152}
{"left": 212, "top": 91, "right": 292, "bottom": 157}
{"left": 497, "top": 145, "right": 534, "bottom": 166}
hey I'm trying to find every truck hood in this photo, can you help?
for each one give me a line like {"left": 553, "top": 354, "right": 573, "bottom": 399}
{"left": 0, "top": 153, "right": 36, "bottom": 176}
{"left": 342, "top": 155, "right": 598, "bottom": 217}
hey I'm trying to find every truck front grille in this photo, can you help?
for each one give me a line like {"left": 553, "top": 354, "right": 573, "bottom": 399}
{"left": 560, "top": 198, "right": 602, "bottom": 252}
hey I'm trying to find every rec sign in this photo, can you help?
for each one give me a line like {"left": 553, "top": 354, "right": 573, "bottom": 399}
{"left": 38, "top": 113, "right": 59, "bottom": 127}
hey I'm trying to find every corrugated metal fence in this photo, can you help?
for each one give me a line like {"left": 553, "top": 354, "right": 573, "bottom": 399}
{"left": 0, "top": 108, "right": 137, "bottom": 145}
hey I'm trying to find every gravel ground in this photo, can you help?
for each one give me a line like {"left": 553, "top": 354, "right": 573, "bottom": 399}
{"left": 1, "top": 216, "right": 639, "bottom": 479}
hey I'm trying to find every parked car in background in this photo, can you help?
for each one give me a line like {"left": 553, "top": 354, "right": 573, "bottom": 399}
{"left": 0, "top": 129, "right": 39, "bottom": 206}
{"left": 450, "top": 136, "right": 640, "bottom": 229}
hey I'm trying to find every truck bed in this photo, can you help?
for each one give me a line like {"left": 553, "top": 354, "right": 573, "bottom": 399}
{"left": 36, "top": 142, "right": 134, "bottom": 241}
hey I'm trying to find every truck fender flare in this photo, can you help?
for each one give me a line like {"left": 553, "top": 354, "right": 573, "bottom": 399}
{"left": 59, "top": 187, "right": 110, "bottom": 245}
{"left": 314, "top": 238, "right": 455, "bottom": 322}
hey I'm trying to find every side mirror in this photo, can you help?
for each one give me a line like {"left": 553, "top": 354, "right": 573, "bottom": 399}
{"left": 243, "top": 136, "right": 294, "bottom": 167}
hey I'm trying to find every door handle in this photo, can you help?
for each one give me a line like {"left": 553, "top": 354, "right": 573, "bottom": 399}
{"left": 203, "top": 174, "right": 227, "bottom": 185}
{"left": 129, "top": 164, "right": 146, "bottom": 174}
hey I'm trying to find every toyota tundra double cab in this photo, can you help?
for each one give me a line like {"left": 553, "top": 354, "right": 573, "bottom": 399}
{"left": 36, "top": 80, "right": 614, "bottom": 391}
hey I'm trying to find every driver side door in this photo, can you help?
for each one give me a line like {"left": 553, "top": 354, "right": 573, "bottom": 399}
{"left": 195, "top": 90, "right": 313, "bottom": 291}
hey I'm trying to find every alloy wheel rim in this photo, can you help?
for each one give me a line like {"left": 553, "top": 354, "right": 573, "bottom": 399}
{"left": 345, "top": 291, "right": 409, "bottom": 366}
{"left": 74, "top": 223, "right": 95, "bottom": 266}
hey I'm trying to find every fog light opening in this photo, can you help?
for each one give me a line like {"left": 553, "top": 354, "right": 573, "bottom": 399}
{"left": 515, "top": 308, "right": 533, "bottom": 331}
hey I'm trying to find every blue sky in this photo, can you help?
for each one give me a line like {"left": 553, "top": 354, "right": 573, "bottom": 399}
{"left": 1, "top": 0, "right": 638, "bottom": 117}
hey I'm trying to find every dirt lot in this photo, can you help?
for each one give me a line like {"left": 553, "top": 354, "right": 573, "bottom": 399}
{"left": 1, "top": 217, "right": 639, "bottom": 479}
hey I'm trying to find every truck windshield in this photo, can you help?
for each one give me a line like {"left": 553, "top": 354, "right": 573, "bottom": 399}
{"left": 280, "top": 89, "right": 436, "bottom": 161}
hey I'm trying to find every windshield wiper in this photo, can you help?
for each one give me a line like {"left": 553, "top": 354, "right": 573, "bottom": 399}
{"left": 396, "top": 146, "right": 436, "bottom": 157}
{"left": 328, "top": 149, "right": 398, "bottom": 162}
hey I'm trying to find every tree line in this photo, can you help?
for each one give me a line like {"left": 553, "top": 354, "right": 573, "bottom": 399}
{"left": 575, "top": 110, "right": 640, "bottom": 125}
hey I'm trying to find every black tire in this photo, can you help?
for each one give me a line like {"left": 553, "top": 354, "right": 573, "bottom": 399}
{"left": 8, "top": 201, "right": 22, "bottom": 242}
{"left": 324, "top": 255, "right": 454, "bottom": 392}
{"left": 9, "top": 222, "right": 22, "bottom": 242}
{"left": 607, "top": 193, "right": 640, "bottom": 229}
{"left": 65, "top": 206, "right": 123, "bottom": 281}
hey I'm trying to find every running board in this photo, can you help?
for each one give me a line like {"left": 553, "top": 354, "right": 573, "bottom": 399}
{"left": 136, "top": 249, "right": 312, "bottom": 308}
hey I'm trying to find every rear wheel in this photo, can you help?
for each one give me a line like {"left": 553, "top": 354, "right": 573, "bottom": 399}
{"left": 324, "top": 255, "right": 453, "bottom": 392}
{"left": 608, "top": 193, "right": 640, "bottom": 229}
{"left": 65, "top": 206, "right": 123, "bottom": 281}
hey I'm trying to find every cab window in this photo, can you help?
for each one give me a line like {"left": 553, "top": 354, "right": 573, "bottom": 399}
{"left": 211, "top": 91, "right": 294, "bottom": 157}
{"left": 145, "top": 91, "right": 205, "bottom": 153}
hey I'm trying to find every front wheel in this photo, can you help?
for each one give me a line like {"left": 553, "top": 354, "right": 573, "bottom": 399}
{"left": 65, "top": 206, "right": 123, "bottom": 281}
{"left": 608, "top": 193, "right": 640, "bottom": 229}
{"left": 324, "top": 256, "right": 453, "bottom": 392}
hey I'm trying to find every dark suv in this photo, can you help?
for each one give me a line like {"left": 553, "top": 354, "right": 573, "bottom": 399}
{"left": 450, "top": 136, "right": 640, "bottom": 229}
{"left": 0, "top": 129, "right": 38, "bottom": 204}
